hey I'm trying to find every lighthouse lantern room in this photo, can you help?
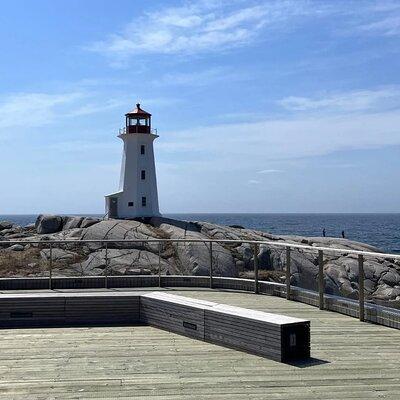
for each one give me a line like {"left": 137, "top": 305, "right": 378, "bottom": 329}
{"left": 105, "top": 103, "right": 161, "bottom": 219}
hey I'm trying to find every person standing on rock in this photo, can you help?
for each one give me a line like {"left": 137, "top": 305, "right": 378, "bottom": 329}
{"left": 322, "top": 228, "right": 326, "bottom": 237}
{"left": 341, "top": 230, "right": 345, "bottom": 238}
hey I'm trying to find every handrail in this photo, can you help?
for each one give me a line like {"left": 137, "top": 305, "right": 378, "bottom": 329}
{"left": 1, "top": 237, "right": 399, "bottom": 326}
{"left": 0, "top": 238, "right": 399, "bottom": 260}
{"left": 118, "top": 127, "right": 158, "bottom": 135}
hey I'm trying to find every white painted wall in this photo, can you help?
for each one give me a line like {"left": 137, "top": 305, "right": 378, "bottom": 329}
{"left": 105, "top": 132, "right": 161, "bottom": 218}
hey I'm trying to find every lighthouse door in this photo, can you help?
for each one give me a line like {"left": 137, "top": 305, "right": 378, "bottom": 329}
{"left": 109, "top": 197, "right": 118, "bottom": 218}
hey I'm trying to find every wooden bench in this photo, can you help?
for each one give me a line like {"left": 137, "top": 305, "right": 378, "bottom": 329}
{"left": 140, "top": 292, "right": 310, "bottom": 362}
{"left": 205, "top": 303, "right": 310, "bottom": 362}
{"left": 0, "top": 292, "right": 141, "bottom": 327}
{"left": 0, "top": 291, "right": 310, "bottom": 362}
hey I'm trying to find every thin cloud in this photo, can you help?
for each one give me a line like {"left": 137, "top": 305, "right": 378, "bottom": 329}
{"left": 0, "top": 92, "right": 84, "bottom": 130}
{"left": 152, "top": 67, "right": 247, "bottom": 87}
{"left": 258, "top": 169, "right": 283, "bottom": 174}
{"left": 46, "top": 140, "right": 118, "bottom": 153}
{"left": 322, "top": 163, "right": 357, "bottom": 169}
{"left": 338, "top": 1, "right": 400, "bottom": 37}
{"left": 153, "top": 87, "right": 400, "bottom": 178}
{"left": 278, "top": 87, "right": 400, "bottom": 113}
{"left": 85, "top": 1, "right": 400, "bottom": 65}
{"left": 0, "top": 89, "right": 165, "bottom": 133}
{"left": 357, "top": 16, "right": 400, "bottom": 36}
{"left": 86, "top": 1, "right": 327, "bottom": 63}
{"left": 158, "top": 109, "right": 400, "bottom": 169}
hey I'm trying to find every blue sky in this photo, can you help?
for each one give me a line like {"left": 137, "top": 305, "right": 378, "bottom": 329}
{"left": 1, "top": 0, "right": 400, "bottom": 214}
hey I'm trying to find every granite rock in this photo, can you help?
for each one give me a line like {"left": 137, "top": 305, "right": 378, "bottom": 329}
{"left": 9, "top": 244, "right": 24, "bottom": 251}
{"left": 40, "top": 248, "right": 79, "bottom": 262}
{"left": 62, "top": 216, "right": 84, "bottom": 230}
{"left": 35, "top": 215, "right": 63, "bottom": 234}
{"left": 0, "top": 221, "right": 13, "bottom": 231}
{"left": 4, "top": 214, "right": 400, "bottom": 307}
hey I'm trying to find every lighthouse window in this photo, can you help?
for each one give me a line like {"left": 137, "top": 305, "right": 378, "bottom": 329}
{"left": 130, "top": 118, "right": 146, "bottom": 126}
{"left": 141, "top": 170, "right": 146, "bottom": 180}
{"left": 140, "top": 145, "right": 145, "bottom": 155}
{"left": 128, "top": 202, "right": 134, "bottom": 207}
{"left": 142, "top": 196, "right": 147, "bottom": 207}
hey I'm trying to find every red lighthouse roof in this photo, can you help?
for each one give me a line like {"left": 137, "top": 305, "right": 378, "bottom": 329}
{"left": 125, "top": 103, "right": 152, "bottom": 117}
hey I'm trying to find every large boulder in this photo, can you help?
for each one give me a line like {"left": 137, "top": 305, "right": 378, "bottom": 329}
{"left": 40, "top": 248, "right": 80, "bottom": 262}
{"left": 62, "top": 216, "right": 84, "bottom": 230}
{"left": 0, "top": 221, "right": 14, "bottom": 231}
{"left": 373, "top": 284, "right": 400, "bottom": 300}
{"left": 0, "top": 226, "right": 23, "bottom": 237}
{"left": 381, "top": 270, "right": 400, "bottom": 286}
{"left": 35, "top": 215, "right": 63, "bottom": 234}
{"left": 81, "top": 219, "right": 160, "bottom": 252}
{"left": 73, "top": 248, "right": 172, "bottom": 276}
{"left": 155, "top": 220, "right": 237, "bottom": 277}
{"left": 80, "top": 217, "right": 101, "bottom": 229}
{"left": 9, "top": 244, "right": 24, "bottom": 251}
{"left": 24, "top": 223, "right": 36, "bottom": 230}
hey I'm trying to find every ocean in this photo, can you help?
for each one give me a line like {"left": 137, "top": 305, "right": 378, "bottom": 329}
{"left": 1, "top": 213, "right": 400, "bottom": 254}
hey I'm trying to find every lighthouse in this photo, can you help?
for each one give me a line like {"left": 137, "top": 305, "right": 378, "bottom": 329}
{"left": 105, "top": 103, "right": 161, "bottom": 219}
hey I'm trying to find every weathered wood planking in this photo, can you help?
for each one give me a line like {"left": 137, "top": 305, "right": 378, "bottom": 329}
{"left": 205, "top": 308, "right": 310, "bottom": 362}
{"left": 140, "top": 292, "right": 214, "bottom": 340}
{"left": 0, "top": 292, "right": 141, "bottom": 327}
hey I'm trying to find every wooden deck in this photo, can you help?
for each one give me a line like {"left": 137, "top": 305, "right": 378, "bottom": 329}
{"left": 0, "top": 288, "right": 399, "bottom": 399}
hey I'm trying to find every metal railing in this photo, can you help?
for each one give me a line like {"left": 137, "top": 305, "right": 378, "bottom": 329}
{"left": 1, "top": 237, "right": 400, "bottom": 324}
{"left": 118, "top": 127, "right": 158, "bottom": 135}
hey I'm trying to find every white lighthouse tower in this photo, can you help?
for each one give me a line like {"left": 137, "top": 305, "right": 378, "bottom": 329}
{"left": 105, "top": 103, "right": 161, "bottom": 219}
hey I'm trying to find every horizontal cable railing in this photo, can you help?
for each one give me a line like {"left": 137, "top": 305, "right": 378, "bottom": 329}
{"left": 0, "top": 238, "right": 399, "bottom": 326}
{"left": 1, "top": 238, "right": 400, "bottom": 259}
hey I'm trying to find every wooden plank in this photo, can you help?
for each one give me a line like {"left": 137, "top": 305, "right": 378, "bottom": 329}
{"left": 65, "top": 295, "right": 140, "bottom": 324}
{"left": 140, "top": 296, "right": 206, "bottom": 340}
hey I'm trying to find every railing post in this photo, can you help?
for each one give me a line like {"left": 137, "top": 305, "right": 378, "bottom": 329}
{"left": 209, "top": 242, "right": 213, "bottom": 289}
{"left": 318, "top": 250, "right": 324, "bottom": 310}
{"left": 358, "top": 254, "right": 365, "bottom": 322}
{"left": 105, "top": 242, "right": 108, "bottom": 289}
{"left": 158, "top": 242, "right": 162, "bottom": 288}
{"left": 286, "top": 247, "right": 291, "bottom": 300}
{"left": 253, "top": 243, "right": 259, "bottom": 294}
{"left": 49, "top": 243, "right": 53, "bottom": 290}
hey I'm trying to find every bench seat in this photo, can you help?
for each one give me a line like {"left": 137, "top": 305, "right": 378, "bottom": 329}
{"left": 0, "top": 292, "right": 141, "bottom": 327}
{"left": 0, "top": 291, "right": 310, "bottom": 362}
{"left": 140, "top": 292, "right": 310, "bottom": 362}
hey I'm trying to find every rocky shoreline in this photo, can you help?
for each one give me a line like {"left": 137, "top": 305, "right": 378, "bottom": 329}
{"left": 0, "top": 214, "right": 399, "bottom": 308}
